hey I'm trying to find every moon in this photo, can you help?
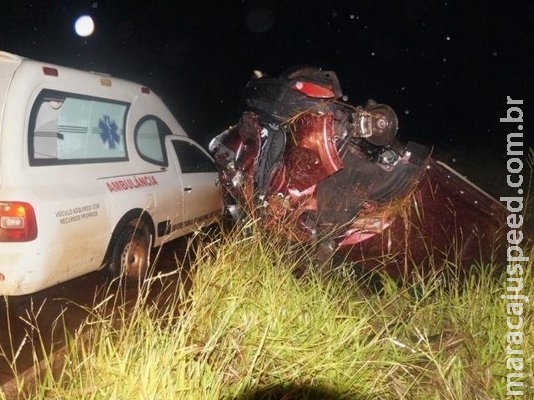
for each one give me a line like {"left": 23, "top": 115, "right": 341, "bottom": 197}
{"left": 74, "top": 15, "right": 95, "bottom": 37}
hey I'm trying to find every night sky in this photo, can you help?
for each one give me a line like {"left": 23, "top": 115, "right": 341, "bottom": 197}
{"left": 1, "top": 0, "right": 532, "bottom": 159}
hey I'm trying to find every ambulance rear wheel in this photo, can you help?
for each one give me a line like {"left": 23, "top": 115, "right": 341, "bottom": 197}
{"left": 110, "top": 224, "right": 150, "bottom": 286}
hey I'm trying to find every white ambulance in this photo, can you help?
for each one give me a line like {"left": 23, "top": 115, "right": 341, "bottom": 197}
{"left": 0, "top": 50, "right": 223, "bottom": 296}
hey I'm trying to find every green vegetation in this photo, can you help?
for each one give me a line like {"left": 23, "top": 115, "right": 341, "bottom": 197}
{"left": 2, "top": 218, "right": 532, "bottom": 399}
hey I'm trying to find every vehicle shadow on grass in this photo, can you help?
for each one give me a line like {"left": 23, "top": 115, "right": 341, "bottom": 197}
{"left": 230, "top": 383, "right": 363, "bottom": 400}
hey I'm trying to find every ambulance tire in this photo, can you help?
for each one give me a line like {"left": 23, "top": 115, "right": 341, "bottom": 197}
{"left": 110, "top": 224, "right": 150, "bottom": 287}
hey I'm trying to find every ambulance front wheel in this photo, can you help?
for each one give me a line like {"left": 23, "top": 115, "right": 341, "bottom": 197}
{"left": 110, "top": 224, "right": 151, "bottom": 287}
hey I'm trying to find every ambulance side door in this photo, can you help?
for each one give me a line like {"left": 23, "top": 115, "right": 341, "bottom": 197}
{"left": 165, "top": 136, "right": 222, "bottom": 228}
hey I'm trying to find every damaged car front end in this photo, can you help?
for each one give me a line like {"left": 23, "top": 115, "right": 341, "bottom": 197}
{"left": 209, "top": 67, "right": 507, "bottom": 276}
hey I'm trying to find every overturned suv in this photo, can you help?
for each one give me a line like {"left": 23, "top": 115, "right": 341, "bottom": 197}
{"left": 209, "top": 67, "right": 507, "bottom": 275}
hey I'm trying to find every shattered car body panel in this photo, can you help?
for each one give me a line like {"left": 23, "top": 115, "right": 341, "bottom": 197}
{"left": 210, "top": 67, "right": 507, "bottom": 274}
{"left": 337, "top": 159, "right": 507, "bottom": 276}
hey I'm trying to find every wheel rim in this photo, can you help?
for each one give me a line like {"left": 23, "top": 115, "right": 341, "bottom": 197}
{"left": 120, "top": 235, "right": 148, "bottom": 282}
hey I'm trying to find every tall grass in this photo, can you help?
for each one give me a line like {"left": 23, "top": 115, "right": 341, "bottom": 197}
{"left": 2, "top": 218, "right": 531, "bottom": 400}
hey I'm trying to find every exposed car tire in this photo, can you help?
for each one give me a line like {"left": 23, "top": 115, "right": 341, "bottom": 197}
{"left": 110, "top": 224, "right": 150, "bottom": 287}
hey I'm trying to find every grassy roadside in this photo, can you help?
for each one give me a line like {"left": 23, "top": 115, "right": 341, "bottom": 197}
{"left": 2, "top": 219, "right": 532, "bottom": 400}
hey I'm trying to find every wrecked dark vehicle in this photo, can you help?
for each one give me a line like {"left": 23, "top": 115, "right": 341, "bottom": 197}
{"left": 209, "top": 67, "right": 507, "bottom": 276}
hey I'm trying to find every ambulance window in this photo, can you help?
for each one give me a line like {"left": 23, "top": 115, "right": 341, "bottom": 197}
{"left": 172, "top": 140, "right": 217, "bottom": 173}
{"left": 134, "top": 116, "right": 170, "bottom": 166}
{"left": 29, "top": 89, "right": 129, "bottom": 165}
